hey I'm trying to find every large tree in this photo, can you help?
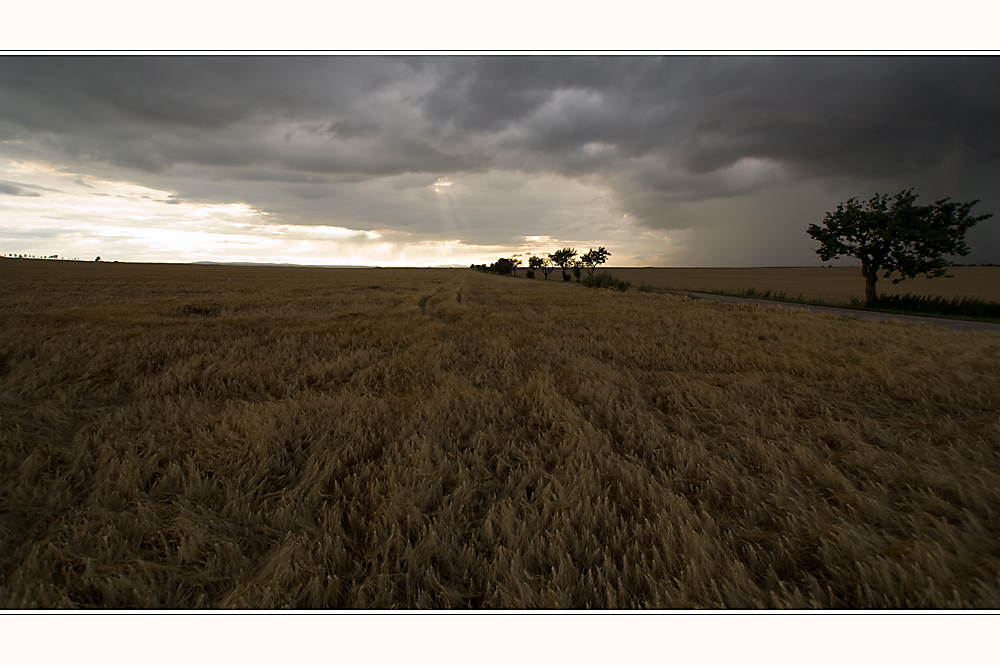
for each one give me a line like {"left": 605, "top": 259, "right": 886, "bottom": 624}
{"left": 807, "top": 190, "right": 991, "bottom": 306}
{"left": 580, "top": 247, "right": 611, "bottom": 275}
{"left": 550, "top": 248, "right": 578, "bottom": 281}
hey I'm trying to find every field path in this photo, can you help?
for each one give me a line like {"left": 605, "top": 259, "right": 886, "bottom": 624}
{"left": 662, "top": 290, "right": 1000, "bottom": 333}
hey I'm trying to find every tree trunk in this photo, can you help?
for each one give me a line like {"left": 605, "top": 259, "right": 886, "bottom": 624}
{"left": 861, "top": 260, "right": 878, "bottom": 307}
{"left": 865, "top": 274, "right": 878, "bottom": 307}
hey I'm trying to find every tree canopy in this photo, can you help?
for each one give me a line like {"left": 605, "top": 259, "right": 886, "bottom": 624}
{"left": 807, "top": 190, "right": 991, "bottom": 306}
{"left": 534, "top": 254, "right": 556, "bottom": 279}
{"left": 580, "top": 247, "right": 611, "bottom": 275}
{"left": 476, "top": 247, "right": 613, "bottom": 283}
{"left": 549, "top": 248, "right": 578, "bottom": 281}
{"left": 471, "top": 258, "right": 518, "bottom": 276}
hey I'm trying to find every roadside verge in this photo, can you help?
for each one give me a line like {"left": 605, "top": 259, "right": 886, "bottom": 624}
{"left": 661, "top": 290, "right": 1000, "bottom": 333}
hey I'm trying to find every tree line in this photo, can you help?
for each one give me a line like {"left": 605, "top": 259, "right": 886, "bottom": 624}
{"left": 2, "top": 254, "right": 95, "bottom": 261}
{"left": 472, "top": 247, "right": 611, "bottom": 281}
{"left": 471, "top": 188, "right": 993, "bottom": 310}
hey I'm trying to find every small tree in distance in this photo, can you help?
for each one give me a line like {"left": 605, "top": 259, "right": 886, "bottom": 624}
{"left": 580, "top": 247, "right": 611, "bottom": 275}
{"left": 807, "top": 190, "right": 991, "bottom": 306}
{"left": 535, "top": 255, "right": 556, "bottom": 280}
{"left": 550, "top": 248, "right": 578, "bottom": 281}
{"left": 526, "top": 255, "right": 542, "bottom": 279}
{"left": 491, "top": 257, "right": 515, "bottom": 275}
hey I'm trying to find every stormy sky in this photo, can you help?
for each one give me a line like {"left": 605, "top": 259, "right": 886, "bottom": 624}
{"left": 1, "top": 55, "right": 998, "bottom": 266}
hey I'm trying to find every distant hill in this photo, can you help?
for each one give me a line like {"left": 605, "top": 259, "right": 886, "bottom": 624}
{"left": 189, "top": 261, "right": 469, "bottom": 268}
{"left": 189, "top": 261, "right": 371, "bottom": 268}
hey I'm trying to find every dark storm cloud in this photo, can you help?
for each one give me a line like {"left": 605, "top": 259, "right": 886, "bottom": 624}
{"left": 5, "top": 55, "right": 999, "bottom": 182}
{"left": 327, "top": 119, "right": 380, "bottom": 140}
{"left": 228, "top": 170, "right": 332, "bottom": 184}
{"left": 659, "top": 58, "right": 1000, "bottom": 180}
{"left": 0, "top": 56, "right": 366, "bottom": 132}
{"left": 0, "top": 56, "right": 433, "bottom": 174}
{"left": 421, "top": 57, "right": 1000, "bottom": 204}
{"left": 1, "top": 55, "right": 998, "bottom": 259}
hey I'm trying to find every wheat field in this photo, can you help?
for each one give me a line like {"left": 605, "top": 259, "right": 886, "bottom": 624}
{"left": 603, "top": 266, "right": 1000, "bottom": 305}
{"left": 2, "top": 259, "right": 999, "bottom": 608}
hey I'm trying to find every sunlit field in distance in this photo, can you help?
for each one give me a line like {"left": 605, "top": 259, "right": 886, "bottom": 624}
{"left": 2, "top": 259, "right": 999, "bottom": 608}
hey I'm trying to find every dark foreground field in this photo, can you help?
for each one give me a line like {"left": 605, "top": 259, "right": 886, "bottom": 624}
{"left": 2, "top": 259, "right": 999, "bottom": 608}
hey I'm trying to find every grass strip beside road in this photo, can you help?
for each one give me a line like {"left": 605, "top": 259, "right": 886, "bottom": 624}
{"left": 681, "top": 287, "right": 1000, "bottom": 324}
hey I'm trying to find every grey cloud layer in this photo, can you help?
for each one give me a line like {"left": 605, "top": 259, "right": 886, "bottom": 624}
{"left": 0, "top": 179, "right": 42, "bottom": 196}
{"left": 2, "top": 56, "right": 999, "bottom": 246}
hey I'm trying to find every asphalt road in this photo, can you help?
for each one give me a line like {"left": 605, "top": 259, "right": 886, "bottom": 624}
{"left": 662, "top": 290, "right": 1000, "bottom": 333}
